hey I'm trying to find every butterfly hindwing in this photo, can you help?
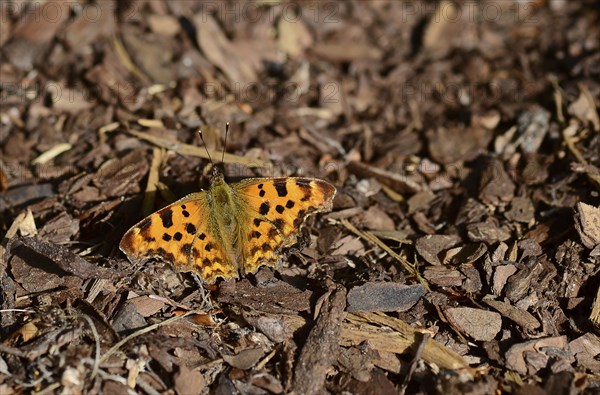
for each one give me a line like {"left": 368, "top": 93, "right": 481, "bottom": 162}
{"left": 119, "top": 193, "right": 236, "bottom": 283}
{"left": 234, "top": 177, "right": 336, "bottom": 274}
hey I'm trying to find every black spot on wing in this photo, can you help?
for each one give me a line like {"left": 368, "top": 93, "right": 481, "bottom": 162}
{"left": 253, "top": 218, "right": 262, "bottom": 227}
{"left": 139, "top": 217, "right": 152, "bottom": 231}
{"left": 293, "top": 209, "right": 306, "bottom": 228}
{"left": 186, "top": 223, "right": 197, "bottom": 235}
{"left": 286, "top": 200, "right": 295, "bottom": 209}
{"left": 181, "top": 243, "right": 192, "bottom": 255}
{"left": 156, "top": 247, "right": 175, "bottom": 263}
{"left": 192, "top": 246, "right": 201, "bottom": 259}
{"left": 202, "top": 258, "right": 211, "bottom": 267}
{"left": 199, "top": 233, "right": 206, "bottom": 240}
{"left": 250, "top": 230, "right": 262, "bottom": 239}
{"left": 276, "top": 205, "right": 285, "bottom": 214}
{"left": 174, "top": 232, "right": 183, "bottom": 241}
{"left": 138, "top": 217, "right": 154, "bottom": 240}
{"left": 295, "top": 178, "right": 311, "bottom": 187}
{"left": 182, "top": 210, "right": 190, "bottom": 217}
{"left": 273, "top": 218, "right": 284, "bottom": 230}
{"left": 160, "top": 209, "right": 174, "bottom": 228}
{"left": 205, "top": 243, "right": 214, "bottom": 251}
{"left": 250, "top": 246, "right": 260, "bottom": 257}
{"left": 261, "top": 242, "right": 272, "bottom": 252}
{"left": 295, "top": 179, "right": 312, "bottom": 201}
{"left": 275, "top": 182, "right": 288, "bottom": 197}
{"left": 162, "top": 233, "right": 172, "bottom": 241}
{"left": 259, "top": 202, "right": 270, "bottom": 215}
{"left": 268, "top": 227, "right": 279, "bottom": 239}
{"left": 259, "top": 189, "right": 266, "bottom": 197}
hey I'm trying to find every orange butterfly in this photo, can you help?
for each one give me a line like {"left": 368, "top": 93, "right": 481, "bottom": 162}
{"left": 119, "top": 128, "right": 336, "bottom": 284}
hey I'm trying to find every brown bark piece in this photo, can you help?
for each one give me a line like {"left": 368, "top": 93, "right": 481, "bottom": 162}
{"left": 505, "top": 196, "right": 536, "bottom": 224}
{"left": 428, "top": 125, "right": 493, "bottom": 165}
{"left": 569, "top": 333, "right": 600, "bottom": 372}
{"left": 174, "top": 366, "right": 207, "bottom": 395}
{"left": 128, "top": 296, "right": 165, "bottom": 318}
{"left": 347, "top": 282, "right": 426, "bottom": 313}
{"left": 423, "top": 266, "right": 464, "bottom": 287}
{"left": 217, "top": 278, "right": 313, "bottom": 314}
{"left": 492, "top": 264, "right": 518, "bottom": 296}
{"left": 505, "top": 336, "right": 570, "bottom": 375}
{"left": 194, "top": 14, "right": 257, "bottom": 86}
{"left": 7, "top": 236, "right": 117, "bottom": 280}
{"left": 242, "top": 310, "right": 306, "bottom": 343}
{"left": 222, "top": 348, "right": 266, "bottom": 370}
{"left": 466, "top": 218, "right": 512, "bottom": 243}
{"left": 341, "top": 312, "right": 469, "bottom": 371}
{"left": 3, "top": 1, "right": 71, "bottom": 69}
{"left": 38, "top": 212, "right": 80, "bottom": 244}
{"left": 292, "top": 285, "right": 346, "bottom": 395}
{"left": 574, "top": 202, "right": 600, "bottom": 249}
{"left": 356, "top": 206, "right": 396, "bottom": 231}
{"left": 483, "top": 299, "right": 540, "bottom": 331}
{"left": 415, "top": 234, "right": 462, "bottom": 265}
{"left": 444, "top": 307, "right": 502, "bottom": 341}
{"left": 478, "top": 158, "right": 515, "bottom": 207}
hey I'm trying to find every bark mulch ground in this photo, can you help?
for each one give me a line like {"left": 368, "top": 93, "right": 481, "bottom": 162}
{"left": 1, "top": 1, "right": 600, "bottom": 394}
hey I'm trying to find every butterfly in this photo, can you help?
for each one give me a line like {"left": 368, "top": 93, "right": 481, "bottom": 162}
{"left": 119, "top": 142, "right": 336, "bottom": 284}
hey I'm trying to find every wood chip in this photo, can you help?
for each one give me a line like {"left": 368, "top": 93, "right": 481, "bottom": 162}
{"left": 7, "top": 236, "right": 117, "bottom": 280}
{"left": 505, "top": 336, "right": 569, "bottom": 375}
{"left": 347, "top": 283, "right": 426, "bottom": 313}
{"left": 341, "top": 312, "right": 469, "bottom": 371}
{"left": 574, "top": 202, "right": 600, "bottom": 249}
{"left": 483, "top": 299, "right": 540, "bottom": 331}
{"left": 444, "top": 307, "right": 502, "bottom": 341}
{"left": 293, "top": 285, "right": 346, "bottom": 395}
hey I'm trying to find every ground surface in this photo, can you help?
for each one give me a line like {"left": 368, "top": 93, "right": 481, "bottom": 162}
{"left": 1, "top": 1, "right": 600, "bottom": 394}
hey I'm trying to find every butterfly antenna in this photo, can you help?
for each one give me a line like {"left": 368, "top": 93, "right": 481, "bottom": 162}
{"left": 197, "top": 129, "right": 213, "bottom": 165}
{"left": 221, "top": 122, "right": 229, "bottom": 165}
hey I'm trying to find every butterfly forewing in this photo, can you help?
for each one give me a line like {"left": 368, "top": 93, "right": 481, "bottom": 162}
{"left": 234, "top": 177, "right": 336, "bottom": 275}
{"left": 119, "top": 193, "right": 236, "bottom": 283}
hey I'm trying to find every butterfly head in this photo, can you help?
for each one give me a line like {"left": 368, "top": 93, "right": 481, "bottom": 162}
{"left": 198, "top": 123, "right": 230, "bottom": 187}
{"left": 210, "top": 163, "right": 226, "bottom": 185}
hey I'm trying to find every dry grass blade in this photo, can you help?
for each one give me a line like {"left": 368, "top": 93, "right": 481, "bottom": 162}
{"left": 339, "top": 219, "right": 429, "bottom": 290}
{"left": 112, "top": 36, "right": 150, "bottom": 85}
{"left": 579, "top": 83, "right": 600, "bottom": 132}
{"left": 127, "top": 130, "right": 271, "bottom": 168}
{"left": 31, "top": 143, "right": 72, "bottom": 165}
{"left": 141, "top": 147, "right": 164, "bottom": 218}
{"left": 79, "top": 314, "right": 101, "bottom": 380}
{"left": 562, "top": 126, "right": 600, "bottom": 188}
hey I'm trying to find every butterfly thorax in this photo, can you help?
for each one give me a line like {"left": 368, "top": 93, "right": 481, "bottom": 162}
{"left": 207, "top": 172, "right": 248, "bottom": 274}
{"left": 209, "top": 176, "right": 232, "bottom": 222}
